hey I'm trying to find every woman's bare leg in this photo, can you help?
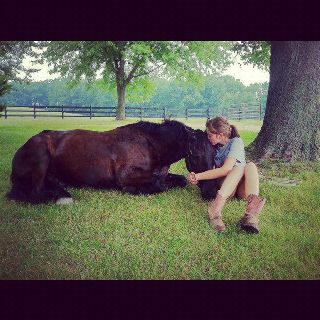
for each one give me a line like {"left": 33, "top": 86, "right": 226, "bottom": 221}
{"left": 219, "top": 166, "right": 245, "bottom": 199}
{"left": 244, "top": 162, "right": 259, "bottom": 197}
{"left": 235, "top": 176, "right": 246, "bottom": 199}
{"left": 235, "top": 162, "right": 260, "bottom": 199}
{"left": 209, "top": 166, "right": 244, "bottom": 232}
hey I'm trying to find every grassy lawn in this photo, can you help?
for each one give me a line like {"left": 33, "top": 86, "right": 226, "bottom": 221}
{"left": 0, "top": 118, "right": 319, "bottom": 279}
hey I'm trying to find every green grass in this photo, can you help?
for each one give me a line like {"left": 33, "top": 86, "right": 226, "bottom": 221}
{"left": 1, "top": 118, "right": 319, "bottom": 279}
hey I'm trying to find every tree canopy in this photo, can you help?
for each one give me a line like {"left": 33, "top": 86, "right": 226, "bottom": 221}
{"left": 0, "top": 41, "right": 38, "bottom": 97}
{"left": 233, "top": 41, "right": 271, "bottom": 71}
{"left": 42, "top": 41, "right": 234, "bottom": 119}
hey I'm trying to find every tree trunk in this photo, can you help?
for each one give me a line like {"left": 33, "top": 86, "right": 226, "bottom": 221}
{"left": 250, "top": 41, "right": 320, "bottom": 162}
{"left": 116, "top": 82, "right": 126, "bottom": 120}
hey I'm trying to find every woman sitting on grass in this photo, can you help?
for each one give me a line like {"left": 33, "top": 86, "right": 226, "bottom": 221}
{"left": 187, "top": 117, "right": 266, "bottom": 234}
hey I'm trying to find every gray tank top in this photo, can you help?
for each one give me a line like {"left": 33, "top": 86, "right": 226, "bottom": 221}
{"left": 214, "top": 137, "right": 246, "bottom": 168}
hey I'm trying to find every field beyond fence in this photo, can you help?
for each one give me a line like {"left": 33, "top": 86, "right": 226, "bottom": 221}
{"left": 1, "top": 104, "right": 265, "bottom": 121}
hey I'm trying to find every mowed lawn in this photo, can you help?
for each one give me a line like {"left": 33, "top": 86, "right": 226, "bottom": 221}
{"left": 0, "top": 118, "right": 319, "bottom": 279}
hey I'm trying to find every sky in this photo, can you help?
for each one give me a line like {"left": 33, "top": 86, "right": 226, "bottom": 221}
{"left": 24, "top": 56, "right": 270, "bottom": 86}
{"left": 223, "top": 63, "right": 269, "bottom": 86}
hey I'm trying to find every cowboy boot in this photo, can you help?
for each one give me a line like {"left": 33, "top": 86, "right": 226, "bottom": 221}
{"left": 239, "top": 194, "right": 266, "bottom": 234}
{"left": 208, "top": 192, "right": 227, "bottom": 232}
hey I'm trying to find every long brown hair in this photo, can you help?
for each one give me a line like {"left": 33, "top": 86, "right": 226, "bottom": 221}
{"left": 206, "top": 117, "right": 240, "bottom": 138}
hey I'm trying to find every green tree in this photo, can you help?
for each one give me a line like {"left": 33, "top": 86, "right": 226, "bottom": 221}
{"left": 0, "top": 74, "right": 11, "bottom": 97}
{"left": 42, "top": 41, "right": 233, "bottom": 120}
{"left": 233, "top": 41, "right": 270, "bottom": 71}
{"left": 147, "top": 79, "right": 186, "bottom": 109}
{"left": 235, "top": 41, "right": 319, "bottom": 162}
{"left": 198, "top": 75, "right": 247, "bottom": 114}
{"left": 0, "top": 78, "right": 117, "bottom": 107}
{"left": 0, "top": 41, "right": 38, "bottom": 98}
{"left": 0, "top": 81, "right": 34, "bottom": 105}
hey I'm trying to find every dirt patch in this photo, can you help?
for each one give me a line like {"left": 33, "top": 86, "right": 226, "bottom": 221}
{"left": 260, "top": 175, "right": 300, "bottom": 187}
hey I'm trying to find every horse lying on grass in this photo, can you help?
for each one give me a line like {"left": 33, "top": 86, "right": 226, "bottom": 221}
{"left": 7, "top": 120, "right": 220, "bottom": 204}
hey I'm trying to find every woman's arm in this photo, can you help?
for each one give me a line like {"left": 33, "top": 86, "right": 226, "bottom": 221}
{"left": 195, "top": 157, "right": 237, "bottom": 181}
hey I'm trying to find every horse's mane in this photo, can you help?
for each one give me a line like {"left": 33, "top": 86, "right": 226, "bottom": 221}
{"left": 193, "top": 129, "right": 207, "bottom": 139}
{"left": 132, "top": 120, "right": 162, "bottom": 134}
{"left": 130, "top": 120, "right": 194, "bottom": 137}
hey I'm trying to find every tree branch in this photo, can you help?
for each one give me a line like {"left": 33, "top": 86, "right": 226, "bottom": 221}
{"left": 125, "top": 60, "right": 143, "bottom": 84}
{"left": 130, "top": 62, "right": 166, "bottom": 81}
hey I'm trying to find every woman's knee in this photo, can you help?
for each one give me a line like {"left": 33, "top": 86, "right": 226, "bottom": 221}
{"left": 231, "top": 165, "right": 245, "bottom": 175}
{"left": 245, "top": 161, "right": 257, "bottom": 173}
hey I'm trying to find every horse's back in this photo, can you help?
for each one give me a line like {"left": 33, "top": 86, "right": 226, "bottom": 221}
{"left": 47, "top": 127, "right": 156, "bottom": 188}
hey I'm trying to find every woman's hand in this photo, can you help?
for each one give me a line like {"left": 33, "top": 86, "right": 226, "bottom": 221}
{"left": 187, "top": 172, "right": 198, "bottom": 185}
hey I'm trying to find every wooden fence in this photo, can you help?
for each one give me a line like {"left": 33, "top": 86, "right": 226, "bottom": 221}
{"left": 1, "top": 104, "right": 265, "bottom": 120}
{"left": 223, "top": 104, "right": 265, "bottom": 121}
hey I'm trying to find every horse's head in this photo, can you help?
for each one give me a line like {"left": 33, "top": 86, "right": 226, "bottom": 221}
{"left": 185, "top": 129, "right": 215, "bottom": 172}
{"left": 185, "top": 129, "right": 220, "bottom": 201}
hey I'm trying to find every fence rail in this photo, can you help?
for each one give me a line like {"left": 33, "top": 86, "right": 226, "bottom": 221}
{"left": 224, "top": 104, "right": 265, "bottom": 121}
{"left": 1, "top": 105, "right": 265, "bottom": 120}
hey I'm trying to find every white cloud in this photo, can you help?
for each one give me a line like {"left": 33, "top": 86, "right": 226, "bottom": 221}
{"left": 223, "top": 63, "right": 269, "bottom": 86}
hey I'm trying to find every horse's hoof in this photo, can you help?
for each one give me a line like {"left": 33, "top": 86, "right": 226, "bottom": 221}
{"left": 56, "top": 197, "right": 74, "bottom": 205}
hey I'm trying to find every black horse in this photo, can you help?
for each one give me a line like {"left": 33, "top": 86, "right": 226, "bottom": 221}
{"left": 7, "top": 120, "right": 219, "bottom": 204}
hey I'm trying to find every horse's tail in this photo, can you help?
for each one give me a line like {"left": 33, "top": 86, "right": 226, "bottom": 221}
{"left": 6, "top": 133, "right": 56, "bottom": 204}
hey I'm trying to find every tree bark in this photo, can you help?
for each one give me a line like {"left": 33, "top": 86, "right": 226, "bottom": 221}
{"left": 115, "top": 55, "right": 126, "bottom": 121}
{"left": 250, "top": 41, "right": 320, "bottom": 162}
{"left": 116, "top": 82, "right": 126, "bottom": 120}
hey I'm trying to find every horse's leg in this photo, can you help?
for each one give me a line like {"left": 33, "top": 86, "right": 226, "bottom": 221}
{"left": 8, "top": 140, "right": 52, "bottom": 204}
{"left": 198, "top": 180, "right": 220, "bottom": 201}
{"left": 117, "top": 167, "right": 169, "bottom": 195}
{"left": 164, "top": 173, "right": 188, "bottom": 189}
{"left": 27, "top": 158, "right": 73, "bottom": 204}
{"left": 122, "top": 184, "right": 163, "bottom": 195}
{"left": 8, "top": 134, "right": 73, "bottom": 204}
{"left": 118, "top": 167, "right": 187, "bottom": 195}
{"left": 134, "top": 173, "right": 187, "bottom": 194}
{"left": 44, "top": 176, "right": 74, "bottom": 204}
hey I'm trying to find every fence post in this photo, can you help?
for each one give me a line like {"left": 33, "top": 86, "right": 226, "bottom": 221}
{"left": 5, "top": 106, "right": 7, "bottom": 119}
{"left": 33, "top": 105, "right": 36, "bottom": 119}
{"left": 90, "top": 105, "right": 92, "bottom": 119}
{"left": 238, "top": 105, "right": 241, "bottom": 121}
{"left": 62, "top": 105, "right": 64, "bottom": 119}
{"left": 185, "top": 107, "right": 188, "bottom": 120}
{"left": 163, "top": 107, "right": 166, "bottom": 120}
{"left": 140, "top": 106, "right": 143, "bottom": 120}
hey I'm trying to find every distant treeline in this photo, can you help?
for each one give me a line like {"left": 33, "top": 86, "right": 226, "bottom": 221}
{"left": 0, "top": 75, "right": 268, "bottom": 113}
